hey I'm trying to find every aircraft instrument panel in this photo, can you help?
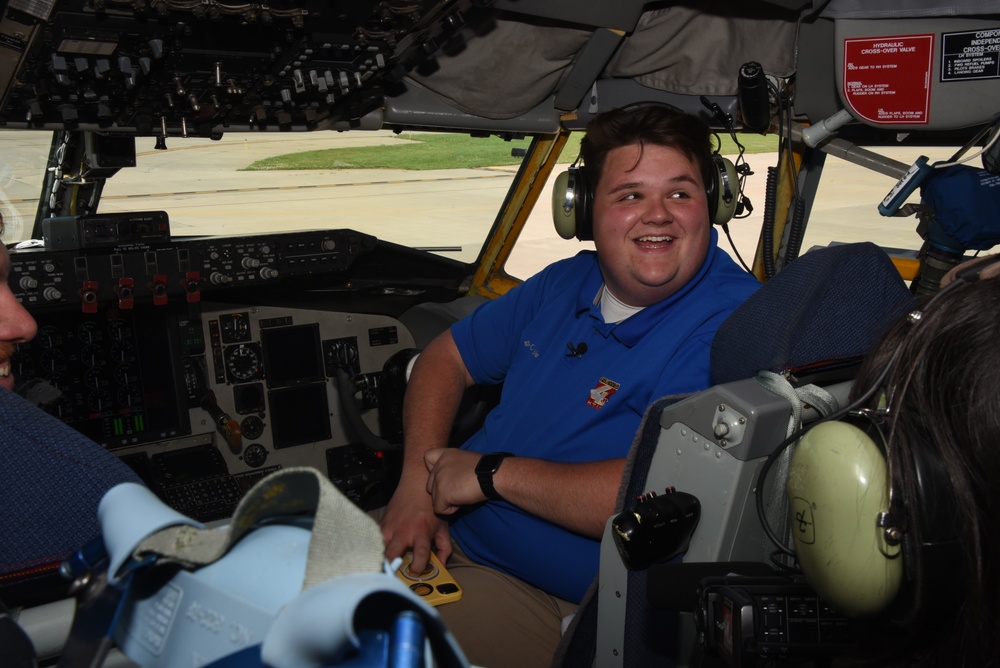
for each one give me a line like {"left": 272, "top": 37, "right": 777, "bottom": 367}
{"left": 10, "top": 228, "right": 427, "bottom": 518}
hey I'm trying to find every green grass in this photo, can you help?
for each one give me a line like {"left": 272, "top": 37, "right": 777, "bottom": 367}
{"left": 718, "top": 133, "right": 779, "bottom": 155}
{"left": 243, "top": 131, "right": 779, "bottom": 171}
{"left": 243, "top": 133, "right": 531, "bottom": 171}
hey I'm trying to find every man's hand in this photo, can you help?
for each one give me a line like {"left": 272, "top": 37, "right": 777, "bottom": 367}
{"left": 424, "top": 448, "right": 624, "bottom": 538}
{"left": 380, "top": 475, "right": 453, "bottom": 574}
{"left": 379, "top": 329, "right": 474, "bottom": 575}
{"left": 424, "top": 447, "right": 485, "bottom": 515}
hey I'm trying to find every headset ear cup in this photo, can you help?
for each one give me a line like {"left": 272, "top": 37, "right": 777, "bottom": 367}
{"left": 709, "top": 155, "right": 739, "bottom": 226}
{"left": 551, "top": 167, "right": 593, "bottom": 241}
{"left": 551, "top": 170, "right": 578, "bottom": 240}
{"left": 787, "top": 420, "right": 904, "bottom": 617}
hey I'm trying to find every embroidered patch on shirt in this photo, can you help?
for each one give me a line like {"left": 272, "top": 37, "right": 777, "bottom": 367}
{"left": 587, "top": 377, "right": 620, "bottom": 409}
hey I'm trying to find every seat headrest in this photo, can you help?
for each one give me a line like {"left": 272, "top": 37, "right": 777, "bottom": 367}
{"left": 711, "top": 243, "right": 915, "bottom": 384}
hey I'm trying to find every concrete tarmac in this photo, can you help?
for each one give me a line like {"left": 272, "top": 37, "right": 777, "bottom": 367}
{"left": 0, "top": 129, "right": 937, "bottom": 280}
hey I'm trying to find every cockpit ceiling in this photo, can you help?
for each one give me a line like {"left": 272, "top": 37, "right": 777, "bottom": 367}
{"left": 0, "top": 0, "right": 475, "bottom": 134}
{"left": 0, "top": 0, "right": 997, "bottom": 136}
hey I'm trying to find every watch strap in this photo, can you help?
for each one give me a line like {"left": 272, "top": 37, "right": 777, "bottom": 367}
{"left": 476, "top": 452, "right": 514, "bottom": 501}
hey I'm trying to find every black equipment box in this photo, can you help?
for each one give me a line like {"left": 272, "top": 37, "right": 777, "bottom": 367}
{"left": 42, "top": 211, "right": 171, "bottom": 250}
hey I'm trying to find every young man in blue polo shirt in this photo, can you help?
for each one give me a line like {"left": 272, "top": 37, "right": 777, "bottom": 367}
{"left": 380, "top": 105, "right": 760, "bottom": 666}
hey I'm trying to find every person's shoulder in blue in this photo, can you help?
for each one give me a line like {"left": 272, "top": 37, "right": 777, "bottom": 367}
{"left": 379, "top": 104, "right": 759, "bottom": 668}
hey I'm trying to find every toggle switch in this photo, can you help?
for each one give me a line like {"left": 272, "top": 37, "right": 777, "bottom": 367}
{"left": 116, "top": 278, "right": 135, "bottom": 309}
{"left": 79, "top": 281, "right": 99, "bottom": 313}
{"left": 150, "top": 274, "right": 168, "bottom": 306}
{"left": 184, "top": 271, "right": 201, "bottom": 303}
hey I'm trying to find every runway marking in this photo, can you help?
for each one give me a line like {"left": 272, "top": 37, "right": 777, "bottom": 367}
{"left": 5, "top": 171, "right": 512, "bottom": 204}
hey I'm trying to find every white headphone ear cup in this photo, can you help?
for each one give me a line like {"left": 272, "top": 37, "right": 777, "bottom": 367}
{"left": 552, "top": 170, "right": 579, "bottom": 240}
{"left": 787, "top": 420, "right": 904, "bottom": 617}
{"left": 710, "top": 155, "right": 739, "bottom": 226}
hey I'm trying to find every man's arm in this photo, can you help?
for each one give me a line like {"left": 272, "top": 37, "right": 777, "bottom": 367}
{"left": 424, "top": 448, "right": 625, "bottom": 539}
{"left": 379, "top": 329, "right": 475, "bottom": 571}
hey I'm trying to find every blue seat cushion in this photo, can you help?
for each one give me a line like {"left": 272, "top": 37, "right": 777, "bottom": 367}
{"left": 0, "top": 389, "right": 142, "bottom": 582}
{"left": 711, "top": 243, "right": 915, "bottom": 384}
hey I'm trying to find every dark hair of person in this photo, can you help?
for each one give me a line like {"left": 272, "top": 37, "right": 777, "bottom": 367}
{"left": 578, "top": 105, "right": 715, "bottom": 192}
{"left": 849, "top": 277, "right": 1000, "bottom": 667}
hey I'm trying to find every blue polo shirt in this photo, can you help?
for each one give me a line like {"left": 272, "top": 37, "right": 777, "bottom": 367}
{"left": 449, "top": 229, "right": 759, "bottom": 602}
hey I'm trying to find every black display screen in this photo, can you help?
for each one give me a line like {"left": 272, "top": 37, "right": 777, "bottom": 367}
{"left": 260, "top": 323, "right": 325, "bottom": 388}
{"left": 268, "top": 382, "right": 332, "bottom": 448}
{"left": 151, "top": 444, "right": 227, "bottom": 485}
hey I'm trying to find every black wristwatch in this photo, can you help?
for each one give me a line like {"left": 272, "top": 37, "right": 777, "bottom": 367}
{"left": 476, "top": 452, "right": 515, "bottom": 501}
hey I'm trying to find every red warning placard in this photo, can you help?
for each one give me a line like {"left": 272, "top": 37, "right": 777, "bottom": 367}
{"left": 843, "top": 34, "right": 934, "bottom": 124}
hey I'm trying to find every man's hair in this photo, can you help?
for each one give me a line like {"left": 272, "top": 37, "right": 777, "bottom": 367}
{"left": 578, "top": 105, "right": 715, "bottom": 190}
{"left": 851, "top": 276, "right": 1000, "bottom": 666}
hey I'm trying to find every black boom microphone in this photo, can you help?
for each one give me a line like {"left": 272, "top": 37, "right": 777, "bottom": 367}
{"left": 738, "top": 62, "right": 770, "bottom": 134}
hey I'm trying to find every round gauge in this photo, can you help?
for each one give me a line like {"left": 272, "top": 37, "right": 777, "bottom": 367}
{"left": 111, "top": 340, "right": 138, "bottom": 364}
{"left": 241, "top": 415, "right": 265, "bottom": 440}
{"left": 11, "top": 351, "right": 34, "bottom": 379}
{"left": 37, "top": 325, "right": 61, "bottom": 350}
{"left": 80, "top": 343, "right": 106, "bottom": 367}
{"left": 87, "top": 389, "right": 113, "bottom": 412}
{"left": 225, "top": 343, "right": 262, "bottom": 383}
{"left": 107, "top": 319, "right": 132, "bottom": 342}
{"left": 114, "top": 363, "right": 139, "bottom": 385}
{"left": 43, "top": 396, "right": 73, "bottom": 421}
{"left": 118, "top": 385, "right": 143, "bottom": 408}
{"left": 243, "top": 443, "right": 268, "bottom": 468}
{"left": 220, "top": 313, "right": 251, "bottom": 343}
{"left": 39, "top": 349, "right": 68, "bottom": 375}
{"left": 84, "top": 368, "right": 110, "bottom": 389}
{"left": 77, "top": 321, "right": 102, "bottom": 344}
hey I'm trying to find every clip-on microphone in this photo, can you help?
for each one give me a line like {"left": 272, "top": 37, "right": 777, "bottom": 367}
{"left": 566, "top": 341, "right": 588, "bottom": 358}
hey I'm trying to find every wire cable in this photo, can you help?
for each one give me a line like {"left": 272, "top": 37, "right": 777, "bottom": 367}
{"left": 933, "top": 121, "right": 1000, "bottom": 169}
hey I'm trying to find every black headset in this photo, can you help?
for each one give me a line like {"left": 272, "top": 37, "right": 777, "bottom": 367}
{"left": 551, "top": 153, "right": 738, "bottom": 241}
{"left": 776, "top": 256, "right": 1000, "bottom": 624}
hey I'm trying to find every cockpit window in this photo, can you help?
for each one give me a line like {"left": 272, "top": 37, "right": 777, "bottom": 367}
{"left": 0, "top": 129, "right": 533, "bottom": 267}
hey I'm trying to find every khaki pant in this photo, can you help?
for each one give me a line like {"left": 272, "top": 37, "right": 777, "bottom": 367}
{"left": 370, "top": 509, "right": 577, "bottom": 667}
{"left": 437, "top": 542, "right": 578, "bottom": 668}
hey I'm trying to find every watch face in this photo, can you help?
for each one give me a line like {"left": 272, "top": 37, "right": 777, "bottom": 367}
{"left": 477, "top": 452, "right": 514, "bottom": 474}
{"left": 476, "top": 453, "right": 503, "bottom": 475}
{"left": 476, "top": 453, "right": 513, "bottom": 501}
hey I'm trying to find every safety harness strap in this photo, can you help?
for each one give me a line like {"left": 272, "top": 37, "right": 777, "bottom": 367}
{"left": 133, "top": 467, "right": 384, "bottom": 589}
